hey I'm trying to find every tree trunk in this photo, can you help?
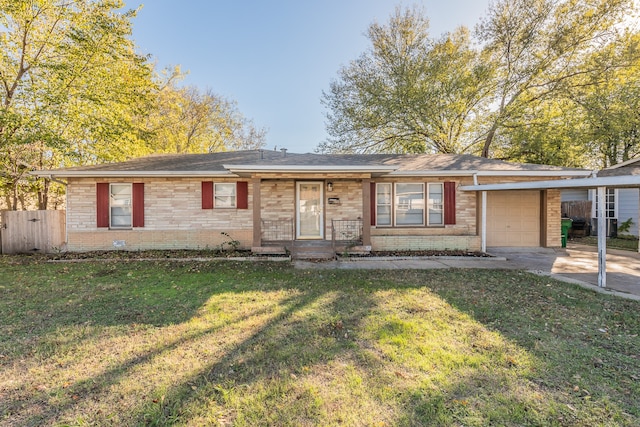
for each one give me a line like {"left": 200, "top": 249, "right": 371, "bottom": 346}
{"left": 481, "top": 122, "right": 499, "bottom": 158}
{"left": 11, "top": 181, "right": 18, "bottom": 211}
{"left": 37, "top": 180, "right": 49, "bottom": 210}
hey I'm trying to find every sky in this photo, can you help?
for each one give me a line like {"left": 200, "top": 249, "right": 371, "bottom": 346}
{"left": 128, "top": 1, "right": 492, "bottom": 154}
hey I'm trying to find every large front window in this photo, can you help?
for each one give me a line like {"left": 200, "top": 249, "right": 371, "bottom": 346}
{"left": 110, "top": 183, "right": 132, "bottom": 228}
{"left": 375, "top": 182, "right": 446, "bottom": 227}
{"left": 395, "top": 183, "right": 425, "bottom": 226}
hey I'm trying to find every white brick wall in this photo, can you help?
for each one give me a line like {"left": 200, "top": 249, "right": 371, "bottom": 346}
{"left": 66, "top": 177, "right": 253, "bottom": 251}
{"left": 64, "top": 174, "right": 562, "bottom": 251}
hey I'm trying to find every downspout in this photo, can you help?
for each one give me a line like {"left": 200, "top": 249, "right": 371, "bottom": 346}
{"left": 46, "top": 175, "right": 68, "bottom": 249}
{"left": 473, "top": 173, "right": 487, "bottom": 253}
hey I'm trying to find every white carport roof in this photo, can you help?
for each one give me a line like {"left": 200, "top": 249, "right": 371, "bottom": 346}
{"left": 460, "top": 174, "right": 640, "bottom": 191}
{"left": 461, "top": 175, "right": 640, "bottom": 290}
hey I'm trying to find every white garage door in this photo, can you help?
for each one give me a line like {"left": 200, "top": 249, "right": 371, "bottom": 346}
{"left": 487, "top": 191, "right": 540, "bottom": 247}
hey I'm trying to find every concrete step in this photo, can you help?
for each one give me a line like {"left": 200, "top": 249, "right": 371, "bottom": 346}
{"left": 252, "top": 246, "right": 287, "bottom": 255}
{"left": 292, "top": 241, "right": 335, "bottom": 260}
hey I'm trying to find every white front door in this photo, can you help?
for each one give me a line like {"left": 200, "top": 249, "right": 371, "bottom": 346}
{"left": 296, "top": 182, "right": 324, "bottom": 239}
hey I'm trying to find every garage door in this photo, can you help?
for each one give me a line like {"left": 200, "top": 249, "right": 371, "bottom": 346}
{"left": 487, "top": 190, "right": 540, "bottom": 247}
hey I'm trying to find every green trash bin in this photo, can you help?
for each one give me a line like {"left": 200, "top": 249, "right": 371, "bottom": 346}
{"left": 561, "top": 218, "right": 573, "bottom": 248}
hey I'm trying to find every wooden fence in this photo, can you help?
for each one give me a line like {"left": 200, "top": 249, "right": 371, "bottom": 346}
{"left": 0, "top": 210, "right": 66, "bottom": 254}
{"left": 561, "top": 200, "right": 592, "bottom": 219}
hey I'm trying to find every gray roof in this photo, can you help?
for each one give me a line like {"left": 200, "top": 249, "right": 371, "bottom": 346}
{"left": 598, "top": 163, "right": 640, "bottom": 177}
{"left": 33, "top": 149, "right": 591, "bottom": 177}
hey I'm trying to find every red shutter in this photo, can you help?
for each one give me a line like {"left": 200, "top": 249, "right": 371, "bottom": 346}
{"left": 370, "top": 182, "right": 376, "bottom": 226}
{"left": 132, "top": 183, "right": 144, "bottom": 227}
{"left": 444, "top": 181, "right": 456, "bottom": 225}
{"left": 202, "top": 181, "right": 213, "bottom": 209}
{"left": 236, "top": 181, "right": 248, "bottom": 209}
{"left": 96, "top": 183, "right": 110, "bottom": 228}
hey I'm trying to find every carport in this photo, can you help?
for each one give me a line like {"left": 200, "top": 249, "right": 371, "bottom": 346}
{"left": 461, "top": 175, "right": 640, "bottom": 288}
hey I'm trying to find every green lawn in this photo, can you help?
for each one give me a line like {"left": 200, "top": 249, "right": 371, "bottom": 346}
{"left": 574, "top": 236, "right": 639, "bottom": 252}
{"left": 1, "top": 257, "right": 639, "bottom": 426}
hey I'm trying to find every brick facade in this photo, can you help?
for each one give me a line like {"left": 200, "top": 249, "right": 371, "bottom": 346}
{"left": 63, "top": 173, "right": 562, "bottom": 252}
{"left": 66, "top": 177, "right": 253, "bottom": 251}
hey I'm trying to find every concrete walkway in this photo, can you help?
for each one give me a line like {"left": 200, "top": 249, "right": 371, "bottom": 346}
{"left": 294, "top": 243, "right": 640, "bottom": 301}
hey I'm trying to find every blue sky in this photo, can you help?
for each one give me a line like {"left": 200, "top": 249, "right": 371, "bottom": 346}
{"left": 129, "top": 1, "right": 491, "bottom": 153}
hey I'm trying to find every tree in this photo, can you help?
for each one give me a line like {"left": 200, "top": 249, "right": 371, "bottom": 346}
{"left": 147, "top": 71, "right": 267, "bottom": 154}
{"left": 491, "top": 98, "right": 589, "bottom": 167}
{"left": 0, "top": 0, "right": 156, "bottom": 210}
{"left": 321, "top": 1, "right": 640, "bottom": 165}
{"left": 476, "top": 0, "right": 635, "bottom": 157}
{"left": 565, "top": 32, "right": 640, "bottom": 168}
{"left": 320, "top": 7, "right": 492, "bottom": 154}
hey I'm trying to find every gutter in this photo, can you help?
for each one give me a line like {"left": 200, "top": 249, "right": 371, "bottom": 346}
{"left": 460, "top": 175, "right": 640, "bottom": 191}
{"left": 30, "top": 170, "right": 237, "bottom": 178}
{"left": 223, "top": 164, "right": 399, "bottom": 174}
{"left": 386, "top": 170, "right": 591, "bottom": 177}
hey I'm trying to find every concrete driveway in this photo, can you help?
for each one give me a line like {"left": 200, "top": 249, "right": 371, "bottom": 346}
{"left": 488, "top": 244, "right": 640, "bottom": 300}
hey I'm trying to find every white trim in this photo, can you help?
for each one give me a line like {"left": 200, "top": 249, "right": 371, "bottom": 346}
{"left": 474, "top": 170, "right": 591, "bottom": 177}
{"left": 426, "top": 182, "right": 444, "bottom": 226}
{"left": 605, "top": 157, "right": 640, "bottom": 169}
{"left": 296, "top": 181, "right": 324, "bottom": 239}
{"left": 225, "top": 165, "right": 398, "bottom": 174}
{"left": 109, "top": 183, "right": 132, "bottom": 229}
{"left": 388, "top": 170, "right": 479, "bottom": 177}
{"left": 213, "top": 182, "right": 237, "bottom": 209}
{"left": 461, "top": 175, "right": 640, "bottom": 191}
{"left": 597, "top": 186, "right": 607, "bottom": 288}
{"left": 394, "top": 182, "right": 425, "bottom": 227}
{"left": 590, "top": 188, "right": 618, "bottom": 219}
{"left": 31, "top": 170, "right": 235, "bottom": 178}
{"left": 481, "top": 191, "right": 487, "bottom": 252}
{"left": 386, "top": 170, "right": 591, "bottom": 177}
{"left": 32, "top": 167, "right": 590, "bottom": 179}
{"left": 375, "top": 183, "right": 392, "bottom": 226}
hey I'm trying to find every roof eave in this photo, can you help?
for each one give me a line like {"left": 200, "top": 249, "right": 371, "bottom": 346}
{"left": 223, "top": 164, "right": 399, "bottom": 174}
{"left": 604, "top": 157, "right": 640, "bottom": 169}
{"left": 30, "top": 170, "right": 236, "bottom": 178}
{"left": 461, "top": 175, "right": 640, "bottom": 191}
{"left": 387, "top": 170, "right": 591, "bottom": 177}
{"left": 475, "top": 170, "right": 592, "bottom": 177}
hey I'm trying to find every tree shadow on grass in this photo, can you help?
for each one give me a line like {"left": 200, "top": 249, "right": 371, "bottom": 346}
{"left": 122, "top": 269, "right": 636, "bottom": 426}
{"left": 2, "top": 264, "right": 639, "bottom": 426}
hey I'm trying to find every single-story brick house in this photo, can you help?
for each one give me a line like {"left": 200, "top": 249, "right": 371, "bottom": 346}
{"left": 32, "top": 149, "right": 591, "bottom": 256}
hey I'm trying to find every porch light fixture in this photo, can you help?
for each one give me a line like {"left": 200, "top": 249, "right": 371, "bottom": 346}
{"left": 327, "top": 182, "right": 333, "bottom": 192}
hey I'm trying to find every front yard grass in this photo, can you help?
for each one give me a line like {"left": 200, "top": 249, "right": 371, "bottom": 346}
{"left": 1, "top": 257, "right": 639, "bottom": 426}
{"left": 573, "top": 235, "right": 639, "bottom": 252}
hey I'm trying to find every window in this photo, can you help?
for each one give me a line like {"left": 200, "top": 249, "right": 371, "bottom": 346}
{"left": 395, "top": 183, "right": 424, "bottom": 226}
{"left": 427, "top": 183, "right": 444, "bottom": 225}
{"left": 214, "top": 183, "right": 236, "bottom": 208}
{"left": 372, "top": 181, "right": 455, "bottom": 227}
{"left": 593, "top": 188, "right": 616, "bottom": 218}
{"left": 97, "top": 182, "right": 143, "bottom": 228}
{"left": 376, "top": 183, "right": 392, "bottom": 226}
{"left": 110, "top": 183, "right": 132, "bottom": 228}
{"left": 202, "top": 181, "right": 248, "bottom": 210}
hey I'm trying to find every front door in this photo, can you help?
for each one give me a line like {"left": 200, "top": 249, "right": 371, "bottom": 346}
{"left": 296, "top": 181, "right": 324, "bottom": 239}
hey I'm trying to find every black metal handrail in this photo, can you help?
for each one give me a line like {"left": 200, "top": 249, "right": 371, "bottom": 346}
{"left": 331, "top": 219, "right": 363, "bottom": 247}
{"left": 261, "top": 219, "right": 294, "bottom": 242}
